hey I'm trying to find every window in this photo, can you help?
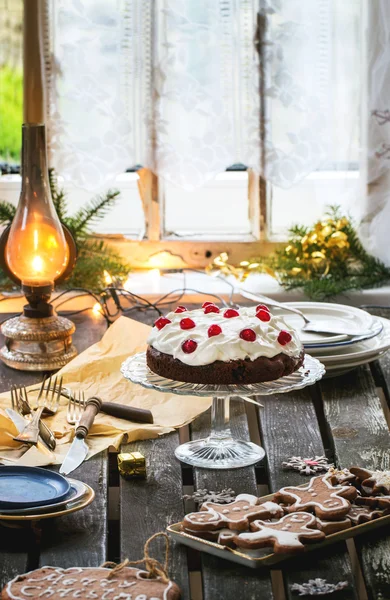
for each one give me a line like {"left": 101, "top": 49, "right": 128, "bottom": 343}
{"left": 0, "top": 0, "right": 362, "bottom": 269}
{"left": 0, "top": 0, "right": 23, "bottom": 165}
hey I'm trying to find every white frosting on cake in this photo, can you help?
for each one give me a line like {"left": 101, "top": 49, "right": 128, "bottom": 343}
{"left": 147, "top": 306, "right": 302, "bottom": 366}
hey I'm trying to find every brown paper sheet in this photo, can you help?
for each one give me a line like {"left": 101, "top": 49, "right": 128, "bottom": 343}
{"left": 0, "top": 317, "right": 212, "bottom": 466}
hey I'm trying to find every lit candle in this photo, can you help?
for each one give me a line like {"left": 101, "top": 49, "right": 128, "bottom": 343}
{"left": 5, "top": 125, "right": 68, "bottom": 287}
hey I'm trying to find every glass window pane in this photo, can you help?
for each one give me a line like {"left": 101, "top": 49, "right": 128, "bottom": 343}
{"left": 164, "top": 170, "right": 251, "bottom": 238}
{"left": 0, "top": 0, "right": 23, "bottom": 164}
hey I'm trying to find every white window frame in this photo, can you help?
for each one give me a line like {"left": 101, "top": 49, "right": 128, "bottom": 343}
{"left": 1, "top": 0, "right": 362, "bottom": 270}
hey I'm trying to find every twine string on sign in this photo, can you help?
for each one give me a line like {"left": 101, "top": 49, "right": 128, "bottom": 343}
{"left": 101, "top": 532, "right": 170, "bottom": 582}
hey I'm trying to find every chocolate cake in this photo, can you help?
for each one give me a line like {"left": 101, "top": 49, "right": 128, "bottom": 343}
{"left": 146, "top": 303, "right": 304, "bottom": 384}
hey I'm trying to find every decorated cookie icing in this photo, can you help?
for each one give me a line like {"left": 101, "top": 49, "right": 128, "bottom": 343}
{"left": 2, "top": 566, "right": 181, "bottom": 600}
{"left": 183, "top": 494, "right": 283, "bottom": 532}
{"left": 274, "top": 475, "right": 357, "bottom": 520}
{"left": 147, "top": 306, "right": 301, "bottom": 366}
{"left": 234, "top": 512, "right": 325, "bottom": 553}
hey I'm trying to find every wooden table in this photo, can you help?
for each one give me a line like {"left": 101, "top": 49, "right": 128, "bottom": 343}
{"left": 1, "top": 307, "right": 390, "bottom": 600}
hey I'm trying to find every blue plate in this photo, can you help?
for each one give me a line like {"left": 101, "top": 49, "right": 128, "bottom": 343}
{"left": 0, "top": 466, "right": 70, "bottom": 509}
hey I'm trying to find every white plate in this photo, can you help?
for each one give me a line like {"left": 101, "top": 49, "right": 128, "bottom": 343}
{"left": 310, "top": 317, "right": 390, "bottom": 364}
{"left": 323, "top": 352, "right": 386, "bottom": 377}
{"left": 281, "top": 302, "right": 374, "bottom": 346}
{"left": 302, "top": 319, "right": 383, "bottom": 350}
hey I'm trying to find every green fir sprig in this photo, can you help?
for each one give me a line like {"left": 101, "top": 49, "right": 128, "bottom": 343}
{"left": 0, "top": 169, "right": 130, "bottom": 291}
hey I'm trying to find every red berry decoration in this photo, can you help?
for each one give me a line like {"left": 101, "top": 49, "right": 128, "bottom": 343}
{"left": 154, "top": 317, "right": 171, "bottom": 330}
{"left": 202, "top": 301, "right": 214, "bottom": 308}
{"left": 182, "top": 339, "right": 198, "bottom": 354}
{"left": 240, "top": 328, "right": 256, "bottom": 342}
{"left": 174, "top": 305, "right": 187, "bottom": 313}
{"left": 208, "top": 324, "right": 222, "bottom": 337}
{"left": 256, "top": 309, "right": 271, "bottom": 322}
{"left": 256, "top": 304, "right": 270, "bottom": 313}
{"left": 278, "top": 330, "right": 292, "bottom": 345}
{"left": 180, "top": 318, "right": 196, "bottom": 330}
{"left": 204, "top": 304, "right": 220, "bottom": 314}
{"left": 223, "top": 309, "right": 239, "bottom": 318}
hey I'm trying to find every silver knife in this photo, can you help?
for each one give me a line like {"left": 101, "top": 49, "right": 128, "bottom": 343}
{"left": 60, "top": 396, "right": 102, "bottom": 475}
{"left": 6, "top": 408, "right": 56, "bottom": 451}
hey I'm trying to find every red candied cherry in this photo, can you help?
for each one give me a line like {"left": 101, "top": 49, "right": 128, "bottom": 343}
{"left": 256, "top": 309, "right": 271, "bottom": 322}
{"left": 174, "top": 305, "right": 187, "bottom": 313}
{"left": 154, "top": 317, "right": 171, "bottom": 330}
{"left": 240, "top": 328, "right": 256, "bottom": 342}
{"left": 278, "top": 330, "right": 292, "bottom": 345}
{"left": 223, "top": 309, "right": 239, "bottom": 318}
{"left": 182, "top": 339, "right": 198, "bottom": 354}
{"left": 256, "top": 304, "right": 270, "bottom": 313}
{"left": 204, "top": 304, "right": 220, "bottom": 314}
{"left": 202, "top": 301, "right": 214, "bottom": 308}
{"left": 180, "top": 317, "right": 196, "bottom": 330}
{"left": 208, "top": 324, "right": 222, "bottom": 338}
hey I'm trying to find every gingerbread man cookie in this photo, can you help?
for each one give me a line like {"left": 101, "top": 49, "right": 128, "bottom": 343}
{"left": 347, "top": 504, "right": 388, "bottom": 525}
{"left": 355, "top": 495, "right": 390, "bottom": 510}
{"left": 183, "top": 494, "right": 283, "bottom": 532}
{"left": 274, "top": 475, "right": 357, "bottom": 520}
{"left": 350, "top": 467, "right": 390, "bottom": 496}
{"left": 234, "top": 512, "right": 325, "bottom": 554}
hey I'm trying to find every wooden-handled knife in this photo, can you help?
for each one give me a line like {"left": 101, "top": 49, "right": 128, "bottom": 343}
{"left": 60, "top": 396, "right": 102, "bottom": 475}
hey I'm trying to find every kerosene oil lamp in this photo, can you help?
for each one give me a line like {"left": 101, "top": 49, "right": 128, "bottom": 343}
{"left": 0, "top": 123, "right": 77, "bottom": 371}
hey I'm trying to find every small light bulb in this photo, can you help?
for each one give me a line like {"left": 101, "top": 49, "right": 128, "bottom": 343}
{"left": 103, "top": 270, "right": 113, "bottom": 285}
{"left": 93, "top": 302, "right": 102, "bottom": 315}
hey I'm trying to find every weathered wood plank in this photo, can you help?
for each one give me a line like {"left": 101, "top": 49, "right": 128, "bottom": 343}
{"left": 0, "top": 528, "right": 31, "bottom": 592}
{"left": 191, "top": 399, "right": 274, "bottom": 600}
{"left": 38, "top": 453, "right": 108, "bottom": 567}
{"left": 320, "top": 366, "right": 390, "bottom": 600}
{"left": 120, "top": 433, "right": 190, "bottom": 599}
{"left": 258, "top": 389, "right": 357, "bottom": 600}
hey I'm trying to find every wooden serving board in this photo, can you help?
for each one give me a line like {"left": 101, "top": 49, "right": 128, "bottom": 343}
{"left": 167, "top": 487, "right": 390, "bottom": 569}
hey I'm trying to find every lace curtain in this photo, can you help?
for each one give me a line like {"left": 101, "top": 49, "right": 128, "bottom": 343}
{"left": 44, "top": 0, "right": 334, "bottom": 192}
{"left": 359, "top": 0, "right": 390, "bottom": 264}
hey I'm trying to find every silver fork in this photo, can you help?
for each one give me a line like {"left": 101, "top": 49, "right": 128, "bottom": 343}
{"left": 39, "top": 375, "right": 62, "bottom": 416}
{"left": 66, "top": 390, "right": 86, "bottom": 426}
{"left": 13, "top": 377, "right": 62, "bottom": 446}
{"left": 11, "top": 385, "right": 57, "bottom": 450}
{"left": 239, "top": 290, "right": 374, "bottom": 337}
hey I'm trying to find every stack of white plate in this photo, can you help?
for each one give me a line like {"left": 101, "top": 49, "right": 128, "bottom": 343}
{"left": 281, "top": 302, "right": 390, "bottom": 377}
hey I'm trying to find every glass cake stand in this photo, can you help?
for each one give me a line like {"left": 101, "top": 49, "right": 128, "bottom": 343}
{"left": 121, "top": 352, "right": 325, "bottom": 469}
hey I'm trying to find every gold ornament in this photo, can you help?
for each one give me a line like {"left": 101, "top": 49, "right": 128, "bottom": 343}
{"left": 206, "top": 206, "right": 390, "bottom": 300}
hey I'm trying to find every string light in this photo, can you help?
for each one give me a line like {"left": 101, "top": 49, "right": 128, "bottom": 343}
{"left": 92, "top": 302, "right": 102, "bottom": 315}
{"left": 103, "top": 270, "right": 113, "bottom": 285}
{"left": 50, "top": 269, "right": 231, "bottom": 325}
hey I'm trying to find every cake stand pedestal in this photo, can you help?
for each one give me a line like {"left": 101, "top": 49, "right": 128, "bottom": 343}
{"left": 121, "top": 352, "right": 325, "bottom": 470}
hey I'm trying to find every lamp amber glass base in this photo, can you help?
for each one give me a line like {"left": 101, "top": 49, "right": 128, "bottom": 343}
{"left": 0, "top": 311, "right": 77, "bottom": 371}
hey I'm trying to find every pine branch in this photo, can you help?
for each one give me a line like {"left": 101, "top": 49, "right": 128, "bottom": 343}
{"left": 66, "top": 190, "right": 120, "bottom": 238}
{"left": 64, "top": 238, "right": 130, "bottom": 290}
{"left": 0, "top": 200, "right": 16, "bottom": 225}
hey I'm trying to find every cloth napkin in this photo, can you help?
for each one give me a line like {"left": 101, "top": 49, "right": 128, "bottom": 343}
{"left": 0, "top": 316, "right": 212, "bottom": 467}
